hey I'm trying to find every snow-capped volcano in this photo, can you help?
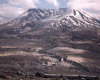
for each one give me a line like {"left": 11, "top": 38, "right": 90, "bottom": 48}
{"left": 0, "top": 8, "right": 100, "bottom": 34}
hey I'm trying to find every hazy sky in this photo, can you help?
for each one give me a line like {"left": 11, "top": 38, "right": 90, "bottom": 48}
{"left": 0, "top": 0, "right": 100, "bottom": 22}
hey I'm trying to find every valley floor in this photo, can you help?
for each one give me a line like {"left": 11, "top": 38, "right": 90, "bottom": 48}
{"left": 0, "top": 33, "right": 100, "bottom": 80}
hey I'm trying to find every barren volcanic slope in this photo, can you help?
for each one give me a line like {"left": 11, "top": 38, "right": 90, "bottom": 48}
{"left": 0, "top": 8, "right": 100, "bottom": 79}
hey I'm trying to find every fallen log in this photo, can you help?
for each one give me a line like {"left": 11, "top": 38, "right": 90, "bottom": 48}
{"left": 35, "top": 72, "right": 99, "bottom": 80}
